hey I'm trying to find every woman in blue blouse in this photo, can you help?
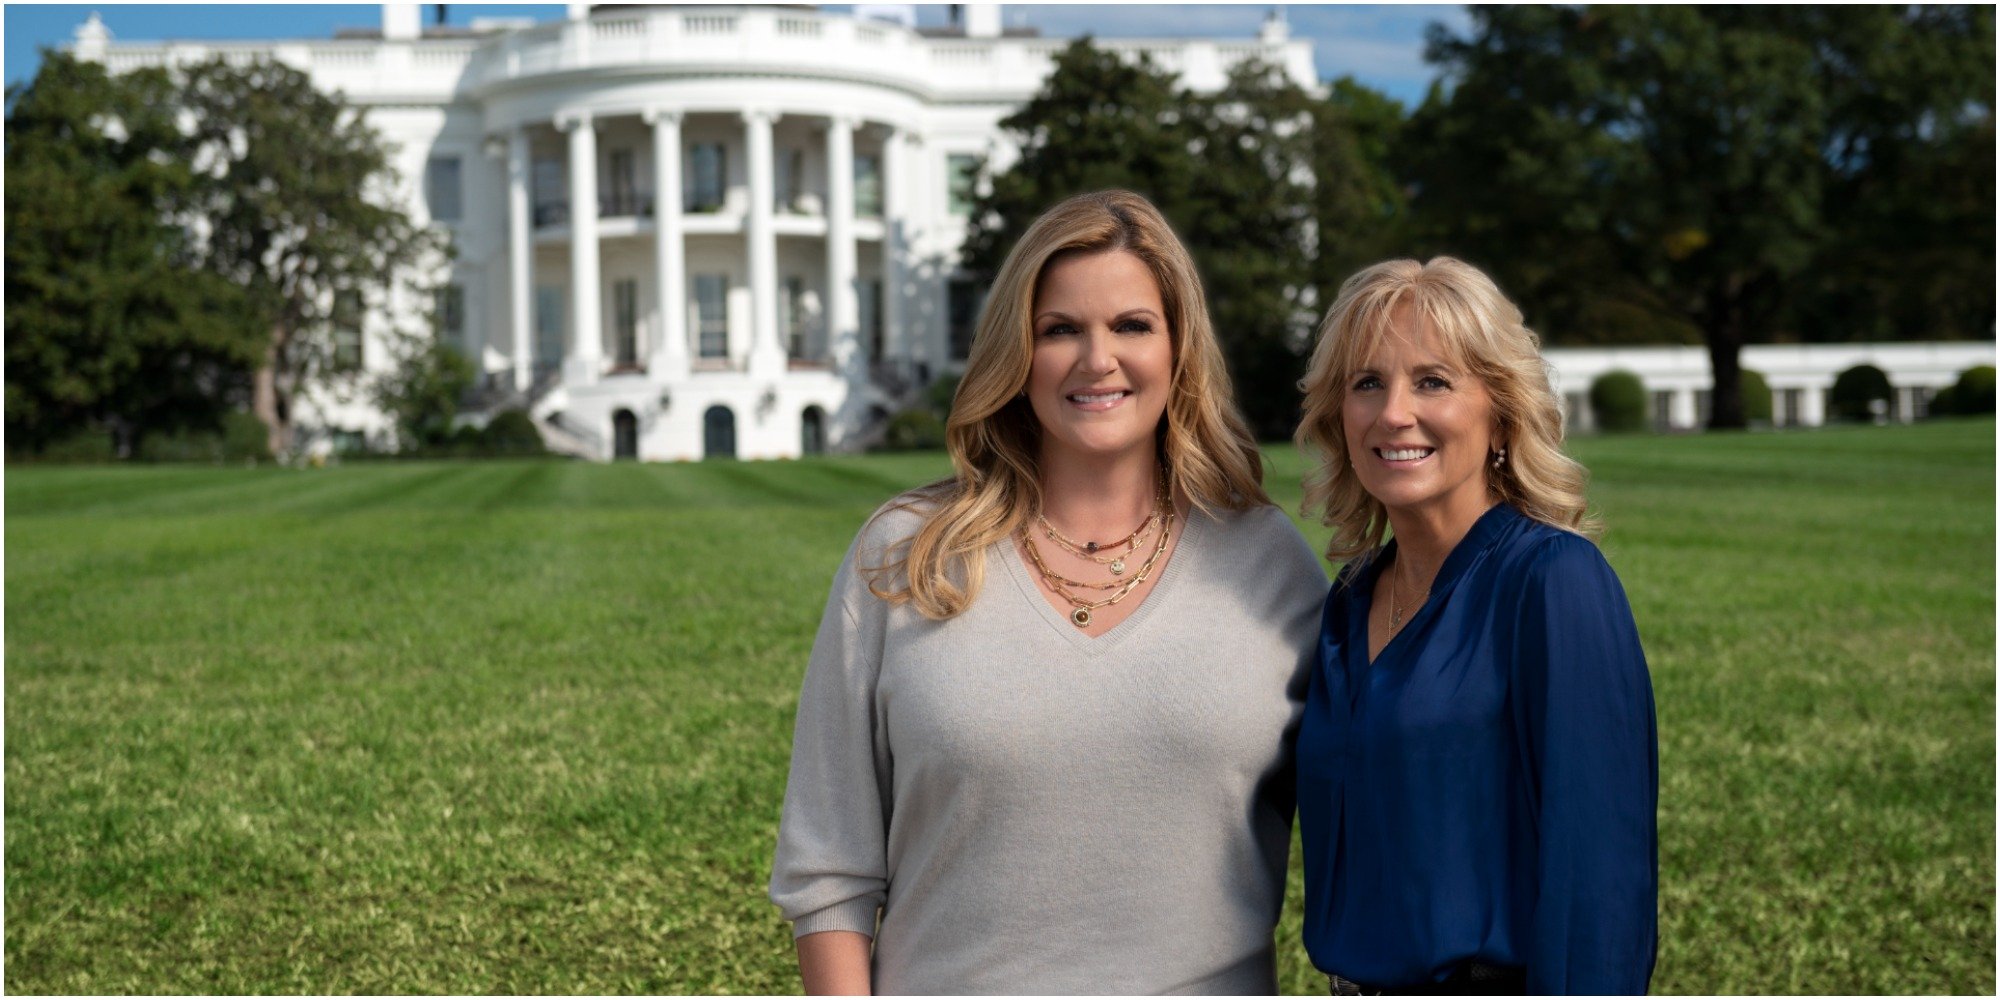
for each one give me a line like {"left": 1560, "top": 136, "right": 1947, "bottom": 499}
{"left": 1292, "top": 257, "right": 1658, "bottom": 995}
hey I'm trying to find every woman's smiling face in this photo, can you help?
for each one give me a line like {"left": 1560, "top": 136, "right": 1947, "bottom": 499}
{"left": 1341, "top": 303, "right": 1499, "bottom": 525}
{"left": 1027, "top": 249, "right": 1174, "bottom": 466}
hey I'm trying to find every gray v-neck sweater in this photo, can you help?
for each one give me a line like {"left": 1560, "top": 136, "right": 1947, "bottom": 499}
{"left": 770, "top": 499, "right": 1328, "bottom": 995}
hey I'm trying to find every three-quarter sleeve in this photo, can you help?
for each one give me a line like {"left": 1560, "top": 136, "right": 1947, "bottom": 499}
{"left": 1509, "top": 535, "right": 1659, "bottom": 995}
{"left": 768, "top": 545, "right": 893, "bottom": 939}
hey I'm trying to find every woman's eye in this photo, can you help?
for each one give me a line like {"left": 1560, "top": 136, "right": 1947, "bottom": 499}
{"left": 1039, "top": 323, "right": 1077, "bottom": 338}
{"left": 1352, "top": 375, "right": 1382, "bottom": 391}
{"left": 1419, "top": 375, "right": 1451, "bottom": 391}
{"left": 1116, "top": 319, "right": 1153, "bottom": 335}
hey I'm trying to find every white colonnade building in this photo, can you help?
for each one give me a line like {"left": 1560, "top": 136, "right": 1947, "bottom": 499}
{"left": 71, "top": 3, "right": 1319, "bottom": 460}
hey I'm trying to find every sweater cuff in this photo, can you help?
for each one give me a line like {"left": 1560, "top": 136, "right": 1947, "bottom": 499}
{"left": 792, "top": 897, "right": 881, "bottom": 939}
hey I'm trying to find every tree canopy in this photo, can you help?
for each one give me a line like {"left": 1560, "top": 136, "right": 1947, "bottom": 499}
{"left": 4, "top": 54, "right": 261, "bottom": 456}
{"left": 962, "top": 40, "right": 1404, "bottom": 440}
{"left": 178, "top": 58, "right": 445, "bottom": 457}
{"left": 4, "top": 52, "right": 443, "bottom": 459}
{"left": 1399, "top": 5, "right": 1995, "bottom": 428}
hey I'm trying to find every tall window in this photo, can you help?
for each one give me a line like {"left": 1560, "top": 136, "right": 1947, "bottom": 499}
{"left": 785, "top": 276, "right": 810, "bottom": 359}
{"left": 695, "top": 274, "right": 728, "bottom": 359}
{"left": 947, "top": 153, "right": 979, "bottom": 215}
{"left": 434, "top": 283, "right": 465, "bottom": 351}
{"left": 858, "top": 277, "right": 884, "bottom": 361}
{"left": 1650, "top": 390, "right": 1674, "bottom": 431}
{"left": 535, "top": 286, "right": 564, "bottom": 369}
{"left": 688, "top": 143, "right": 726, "bottom": 213}
{"left": 608, "top": 148, "right": 637, "bottom": 216}
{"left": 854, "top": 153, "right": 883, "bottom": 217}
{"left": 425, "top": 155, "right": 462, "bottom": 222}
{"left": 613, "top": 279, "right": 639, "bottom": 366}
{"left": 777, "top": 147, "right": 805, "bottom": 212}
{"left": 533, "top": 157, "right": 564, "bottom": 226}
{"left": 947, "top": 279, "right": 981, "bottom": 361}
{"left": 332, "top": 290, "right": 365, "bottom": 371}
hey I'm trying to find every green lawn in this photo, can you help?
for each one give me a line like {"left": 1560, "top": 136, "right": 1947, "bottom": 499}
{"left": 7, "top": 420, "right": 1993, "bottom": 994}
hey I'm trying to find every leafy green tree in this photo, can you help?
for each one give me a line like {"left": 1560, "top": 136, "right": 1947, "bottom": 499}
{"left": 1403, "top": 6, "right": 1993, "bottom": 429}
{"left": 4, "top": 53, "right": 261, "bottom": 457}
{"left": 371, "top": 332, "right": 475, "bottom": 451}
{"left": 963, "top": 40, "right": 1403, "bottom": 440}
{"left": 176, "top": 58, "right": 444, "bottom": 458}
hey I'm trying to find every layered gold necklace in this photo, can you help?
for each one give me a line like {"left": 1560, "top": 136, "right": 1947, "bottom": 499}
{"left": 1025, "top": 471, "right": 1175, "bottom": 628}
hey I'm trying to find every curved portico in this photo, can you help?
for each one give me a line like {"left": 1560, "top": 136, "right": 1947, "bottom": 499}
{"left": 481, "top": 80, "right": 924, "bottom": 458}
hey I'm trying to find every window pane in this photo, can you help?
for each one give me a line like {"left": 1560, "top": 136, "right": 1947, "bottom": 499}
{"left": 533, "top": 158, "right": 564, "bottom": 226}
{"left": 859, "top": 278, "right": 882, "bottom": 360}
{"left": 948, "top": 279, "right": 981, "bottom": 360}
{"left": 614, "top": 279, "right": 639, "bottom": 365}
{"left": 334, "top": 290, "right": 365, "bottom": 370}
{"left": 688, "top": 144, "right": 726, "bottom": 212}
{"left": 947, "top": 154, "right": 978, "bottom": 215}
{"left": 609, "top": 148, "right": 636, "bottom": 215}
{"left": 535, "top": 286, "right": 564, "bottom": 367}
{"left": 696, "top": 275, "right": 728, "bottom": 358}
{"left": 435, "top": 284, "right": 465, "bottom": 350}
{"left": 854, "top": 154, "right": 882, "bottom": 217}
{"left": 426, "top": 156, "right": 462, "bottom": 222}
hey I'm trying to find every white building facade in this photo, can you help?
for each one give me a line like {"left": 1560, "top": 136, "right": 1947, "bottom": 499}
{"left": 73, "top": 3, "right": 1319, "bottom": 460}
{"left": 70, "top": 6, "right": 1991, "bottom": 456}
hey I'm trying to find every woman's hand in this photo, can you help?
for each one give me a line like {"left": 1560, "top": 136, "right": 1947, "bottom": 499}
{"left": 796, "top": 930, "right": 872, "bottom": 996}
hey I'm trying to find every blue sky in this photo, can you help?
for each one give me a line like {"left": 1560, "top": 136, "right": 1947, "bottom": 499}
{"left": 4, "top": 4, "right": 1467, "bottom": 107}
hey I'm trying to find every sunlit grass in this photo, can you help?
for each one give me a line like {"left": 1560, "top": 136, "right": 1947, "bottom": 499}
{"left": 6, "top": 420, "right": 1992, "bottom": 993}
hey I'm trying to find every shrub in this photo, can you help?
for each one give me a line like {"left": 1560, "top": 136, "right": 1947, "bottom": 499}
{"left": 1740, "top": 369, "right": 1773, "bottom": 425}
{"left": 481, "top": 409, "right": 546, "bottom": 455}
{"left": 1933, "top": 365, "right": 1995, "bottom": 417}
{"left": 883, "top": 409, "right": 946, "bottom": 451}
{"left": 926, "top": 373, "right": 963, "bottom": 417}
{"left": 1589, "top": 370, "right": 1647, "bottom": 433}
{"left": 1830, "top": 364, "right": 1894, "bottom": 422}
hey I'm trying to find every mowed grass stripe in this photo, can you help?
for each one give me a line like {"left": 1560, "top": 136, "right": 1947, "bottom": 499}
{"left": 5, "top": 420, "right": 1993, "bottom": 994}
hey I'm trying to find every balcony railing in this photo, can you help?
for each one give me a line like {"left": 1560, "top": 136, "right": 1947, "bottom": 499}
{"left": 533, "top": 193, "right": 657, "bottom": 228}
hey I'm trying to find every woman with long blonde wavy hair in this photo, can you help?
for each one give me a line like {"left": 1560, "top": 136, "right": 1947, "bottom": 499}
{"left": 1291, "top": 257, "right": 1657, "bottom": 995}
{"left": 769, "top": 190, "right": 1326, "bottom": 994}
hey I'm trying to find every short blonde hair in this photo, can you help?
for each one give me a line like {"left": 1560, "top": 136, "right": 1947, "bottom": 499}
{"left": 1295, "top": 256, "right": 1596, "bottom": 564}
{"left": 865, "top": 190, "right": 1269, "bottom": 619}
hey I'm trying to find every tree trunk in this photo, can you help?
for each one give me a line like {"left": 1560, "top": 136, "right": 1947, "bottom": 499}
{"left": 252, "top": 328, "right": 291, "bottom": 459}
{"left": 1704, "top": 308, "right": 1748, "bottom": 430}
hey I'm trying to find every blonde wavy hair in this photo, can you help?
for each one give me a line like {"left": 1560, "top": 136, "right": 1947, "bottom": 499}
{"left": 1295, "top": 256, "right": 1597, "bottom": 565}
{"left": 865, "top": 190, "right": 1269, "bottom": 619}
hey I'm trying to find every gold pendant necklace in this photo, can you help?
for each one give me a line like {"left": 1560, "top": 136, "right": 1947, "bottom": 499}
{"left": 1389, "top": 557, "right": 1430, "bottom": 635}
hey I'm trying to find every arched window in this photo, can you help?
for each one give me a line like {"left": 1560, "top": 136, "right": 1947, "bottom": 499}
{"left": 612, "top": 409, "right": 638, "bottom": 460}
{"left": 703, "top": 405, "right": 736, "bottom": 459}
{"left": 801, "top": 406, "right": 826, "bottom": 456}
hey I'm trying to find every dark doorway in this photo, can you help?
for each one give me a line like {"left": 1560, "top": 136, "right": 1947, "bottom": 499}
{"left": 703, "top": 405, "right": 736, "bottom": 459}
{"left": 801, "top": 406, "right": 826, "bottom": 456}
{"left": 612, "top": 409, "right": 638, "bottom": 460}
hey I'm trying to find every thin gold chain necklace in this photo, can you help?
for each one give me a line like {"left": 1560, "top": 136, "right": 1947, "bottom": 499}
{"left": 1037, "top": 470, "right": 1170, "bottom": 576}
{"left": 1388, "top": 556, "right": 1431, "bottom": 635}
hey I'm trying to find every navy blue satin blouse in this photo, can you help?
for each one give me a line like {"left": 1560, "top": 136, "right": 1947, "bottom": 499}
{"left": 1297, "top": 503, "right": 1658, "bottom": 995}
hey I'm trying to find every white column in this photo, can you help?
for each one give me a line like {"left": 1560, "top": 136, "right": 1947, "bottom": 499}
{"left": 1671, "top": 387, "right": 1698, "bottom": 429}
{"left": 644, "top": 108, "right": 686, "bottom": 379}
{"left": 745, "top": 108, "right": 783, "bottom": 377}
{"left": 880, "top": 125, "right": 908, "bottom": 384}
{"left": 506, "top": 128, "right": 534, "bottom": 391}
{"left": 560, "top": 110, "right": 601, "bottom": 382}
{"left": 1801, "top": 382, "right": 1828, "bottom": 427}
{"left": 826, "top": 115, "right": 860, "bottom": 388}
